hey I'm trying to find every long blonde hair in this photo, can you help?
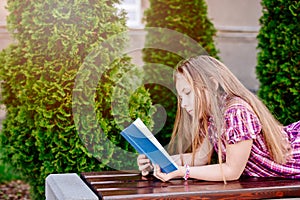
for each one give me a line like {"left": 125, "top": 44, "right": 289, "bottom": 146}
{"left": 169, "top": 55, "right": 290, "bottom": 169}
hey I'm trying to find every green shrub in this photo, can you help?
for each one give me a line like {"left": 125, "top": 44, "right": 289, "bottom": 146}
{"left": 256, "top": 0, "right": 300, "bottom": 124}
{"left": 142, "top": 0, "right": 218, "bottom": 144}
{"left": 0, "top": 0, "right": 154, "bottom": 199}
{"left": 0, "top": 151, "right": 22, "bottom": 183}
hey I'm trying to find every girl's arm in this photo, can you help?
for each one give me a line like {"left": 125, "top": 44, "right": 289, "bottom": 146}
{"left": 171, "top": 136, "right": 213, "bottom": 166}
{"left": 154, "top": 139, "right": 253, "bottom": 182}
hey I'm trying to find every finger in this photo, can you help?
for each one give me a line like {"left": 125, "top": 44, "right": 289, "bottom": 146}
{"left": 138, "top": 162, "right": 151, "bottom": 171}
{"left": 137, "top": 155, "right": 151, "bottom": 165}
{"left": 137, "top": 159, "right": 151, "bottom": 167}
{"left": 153, "top": 165, "right": 158, "bottom": 178}
{"left": 149, "top": 163, "right": 154, "bottom": 170}
{"left": 155, "top": 165, "right": 165, "bottom": 180}
{"left": 153, "top": 165, "right": 166, "bottom": 182}
{"left": 140, "top": 164, "right": 153, "bottom": 176}
{"left": 154, "top": 164, "right": 160, "bottom": 173}
{"left": 141, "top": 170, "right": 149, "bottom": 176}
{"left": 137, "top": 154, "right": 146, "bottom": 160}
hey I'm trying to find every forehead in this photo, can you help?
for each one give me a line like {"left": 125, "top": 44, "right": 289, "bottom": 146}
{"left": 175, "top": 73, "right": 191, "bottom": 92}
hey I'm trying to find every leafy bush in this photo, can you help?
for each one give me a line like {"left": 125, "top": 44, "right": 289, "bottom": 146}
{"left": 0, "top": 0, "right": 154, "bottom": 199}
{"left": 0, "top": 151, "right": 22, "bottom": 183}
{"left": 142, "top": 0, "right": 218, "bottom": 144}
{"left": 256, "top": 1, "right": 300, "bottom": 124}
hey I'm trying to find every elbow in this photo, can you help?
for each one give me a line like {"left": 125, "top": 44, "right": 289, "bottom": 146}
{"left": 227, "top": 174, "right": 241, "bottom": 181}
{"left": 225, "top": 168, "right": 243, "bottom": 181}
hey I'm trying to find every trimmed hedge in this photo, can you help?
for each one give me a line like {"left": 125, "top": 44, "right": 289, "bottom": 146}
{"left": 0, "top": 0, "right": 154, "bottom": 199}
{"left": 256, "top": 0, "right": 300, "bottom": 124}
{"left": 142, "top": 0, "right": 218, "bottom": 144}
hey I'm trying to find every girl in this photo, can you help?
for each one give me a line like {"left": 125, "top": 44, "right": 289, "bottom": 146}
{"left": 137, "top": 55, "right": 300, "bottom": 182}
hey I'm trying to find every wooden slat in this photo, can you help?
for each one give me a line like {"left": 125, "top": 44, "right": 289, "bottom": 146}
{"left": 81, "top": 171, "right": 300, "bottom": 200}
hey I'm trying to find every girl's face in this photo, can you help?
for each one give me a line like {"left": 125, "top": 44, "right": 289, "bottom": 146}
{"left": 176, "top": 73, "right": 195, "bottom": 118}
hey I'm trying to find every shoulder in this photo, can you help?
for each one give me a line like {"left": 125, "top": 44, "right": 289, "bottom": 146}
{"left": 222, "top": 96, "right": 257, "bottom": 118}
{"left": 224, "top": 96, "right": 253, "bottom": 112}
{"left": 222, "top": 96, "right": 262, "bottom": 144}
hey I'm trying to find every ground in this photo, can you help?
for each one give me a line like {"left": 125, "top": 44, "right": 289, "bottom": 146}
{"left": 0, "top": 180, "right": 30, "bottom": 200}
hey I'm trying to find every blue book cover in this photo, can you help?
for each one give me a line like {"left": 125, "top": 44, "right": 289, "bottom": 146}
{"left": 121, "top": 118, "right": 178, "bottom": 174}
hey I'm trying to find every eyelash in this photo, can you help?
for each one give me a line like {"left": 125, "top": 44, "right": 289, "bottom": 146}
{"left": 179, "top": 91, "right": 191, "bottom": 100}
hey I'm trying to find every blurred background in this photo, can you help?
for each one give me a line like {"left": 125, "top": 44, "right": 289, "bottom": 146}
{"left": 0, "top": 0, "right": 261, "bottom": 93}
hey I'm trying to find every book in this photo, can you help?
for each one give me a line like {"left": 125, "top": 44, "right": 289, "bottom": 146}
{"left": 120, "top": 118, "right": 178, "bottom": 174}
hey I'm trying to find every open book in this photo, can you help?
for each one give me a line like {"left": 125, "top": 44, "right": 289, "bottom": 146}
{"left": 120, "top": 118, "right": 178, "bottom": 173}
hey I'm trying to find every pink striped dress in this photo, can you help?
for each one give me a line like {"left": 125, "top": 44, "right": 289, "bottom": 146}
{"left": 208, "top": 97, "right": 300, "bottom": 178}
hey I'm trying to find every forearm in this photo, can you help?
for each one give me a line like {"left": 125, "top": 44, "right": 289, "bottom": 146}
{"left": 189, "top": 163, "right": 242, "bottom": 181}
{"left": 171, "top": 142, "right": 212, "bottom": 166}
{"left": 172, "top": 152, "right": 210, "bottom": 166}
{"left": 155, "top": 141, "right": 251, "bottom": 182}
{"left": 187, "top": 141, "right": 252, "bottom": 181}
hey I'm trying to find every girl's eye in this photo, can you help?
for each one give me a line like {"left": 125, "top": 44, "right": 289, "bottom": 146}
{"left": 186, "top": 91, "right": 191, "bottom": 95}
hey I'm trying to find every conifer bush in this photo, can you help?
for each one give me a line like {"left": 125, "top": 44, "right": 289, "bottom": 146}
{"left": 0, "top": 0, "right": 154, "bottom": 199}
{"left": 142, "top": 0, "right": 218, "bottom": 144}
{"left": 256, "top": 0, "right": 300, "bottom": 124}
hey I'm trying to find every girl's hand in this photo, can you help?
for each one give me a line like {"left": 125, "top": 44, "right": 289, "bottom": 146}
{"left": 137, "top": 154, "right": 153, "bottom": 176}
{"left": 153, "top": 164, "right": 185, "bottom": 182}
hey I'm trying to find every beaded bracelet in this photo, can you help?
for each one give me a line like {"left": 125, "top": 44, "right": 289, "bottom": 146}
{"left": 183, "top": 164, "right": 190, "bottom": 180}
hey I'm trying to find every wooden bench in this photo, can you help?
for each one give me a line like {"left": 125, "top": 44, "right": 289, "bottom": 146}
{"left": 80, "top": 170, "right": 300, "bottom": 199}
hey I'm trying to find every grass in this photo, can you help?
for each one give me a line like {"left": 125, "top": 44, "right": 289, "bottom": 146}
{"left": 0, "top": 158, "right": 22, "bottom": 184}
{"left": 0, "top": 106, "right": 22, "bottom": 183}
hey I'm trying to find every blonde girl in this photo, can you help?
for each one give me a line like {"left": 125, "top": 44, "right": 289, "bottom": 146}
{"left": 137, "top": 55, "right": 300, "bottom": 182}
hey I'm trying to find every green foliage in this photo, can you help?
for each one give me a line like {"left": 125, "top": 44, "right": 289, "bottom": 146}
{"left": 256, "top": 0, "right": 300, "bottom": 124}
{"left": 142, "top": 0, "right": 218, "bottom": 145}
{"left": 0, "top": 0, "right": 154, "bottom": 199}
{"left": 0, "top": 148, "right": 22, "bottom": 183}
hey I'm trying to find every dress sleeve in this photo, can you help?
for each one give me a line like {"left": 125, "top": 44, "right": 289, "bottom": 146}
{"left": 223, "top": 105, "right": 262, "bottom": 144}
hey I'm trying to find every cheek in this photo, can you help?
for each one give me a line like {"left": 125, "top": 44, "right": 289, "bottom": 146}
{"left": 190, "top": 96, "right": 195, "bottom": 107}
{"left": 187, "top": 94, "right": 195, "bottom": 110}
